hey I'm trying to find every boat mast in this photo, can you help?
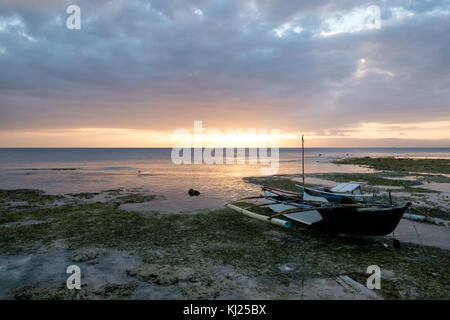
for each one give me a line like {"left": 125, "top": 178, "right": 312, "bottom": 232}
{"left": 302, "top": 134, "right": 305, "bottom": 187}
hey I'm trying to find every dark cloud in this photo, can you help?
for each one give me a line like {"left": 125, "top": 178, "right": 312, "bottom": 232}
{"left": 0, "top": 0, "right": 449, "bottom": 142}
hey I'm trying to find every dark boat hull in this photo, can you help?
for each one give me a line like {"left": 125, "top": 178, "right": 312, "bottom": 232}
{"left": 315, "top": 206, "right": 407, "bottom": 236}
{"left": 262, "top": 186, "right": 408, "bottom": 236}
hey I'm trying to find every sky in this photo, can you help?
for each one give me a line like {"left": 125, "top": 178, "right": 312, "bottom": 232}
{"left": 0, "top": 0, "right": 449, "bottom": 147}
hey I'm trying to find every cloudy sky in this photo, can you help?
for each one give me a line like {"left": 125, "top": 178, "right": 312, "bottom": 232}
{"left": 0, "top": 0, "right": 449, "bottom": 147}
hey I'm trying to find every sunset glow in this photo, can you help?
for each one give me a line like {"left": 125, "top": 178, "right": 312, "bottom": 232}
{"left": 0, "top": 1, "right": 449, "bottom": 147}
{"left": 1, "top": 120, "right": 449, "bottom": 148}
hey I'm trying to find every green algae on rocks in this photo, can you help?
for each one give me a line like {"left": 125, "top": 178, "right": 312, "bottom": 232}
{"left": 244, "top": 176, "right": 313, "bottom": 192}
{"left": 244, "top": 173, "right": 439, "bottom": 194}
{"left": 333, "top": 157, "right": 450, "bottom": 174}
{"left": 1, "top": 199, "right": 448, "bottom": 299}
{"left": 0, "top": 189, "right": 64, "bottom": 205}
{"left": 115, "top": 194, "right": 162, "bottom": 204}
{"left": 15, "top": 283, "right": 136, "bottom": 300}
{"left": 308, "top": 173, "right": 439, "bottom": 194}
{"left": 1, "top": 189, "right": 449, "bottom": 300}
{"left": 68, "top": 192, "right": 100, "bottom": 199}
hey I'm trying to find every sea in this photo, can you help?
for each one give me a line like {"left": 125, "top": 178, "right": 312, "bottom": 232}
{"left": 0, "top": 148, "right": 449, "bottom": 211}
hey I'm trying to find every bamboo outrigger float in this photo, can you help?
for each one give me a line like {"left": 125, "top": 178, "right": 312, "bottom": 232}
{"left": 225, "top": 136, "right": 410, "bottom": 236}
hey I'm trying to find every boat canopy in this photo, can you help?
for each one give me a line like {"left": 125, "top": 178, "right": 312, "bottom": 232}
{"left": 330, "top": 183, "right": 362, "bottom": 195}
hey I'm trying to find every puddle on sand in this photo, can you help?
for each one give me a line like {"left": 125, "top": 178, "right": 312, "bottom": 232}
{"left": 388, "top": 219, "right": 450, "bottom": 251}
{"left": 420, "top": 183, "right": 450, "bottom": 193}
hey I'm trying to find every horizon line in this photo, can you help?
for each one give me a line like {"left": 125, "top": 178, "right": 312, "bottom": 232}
{"left": 1, "top": 146, "right": 449, "bottom": 149}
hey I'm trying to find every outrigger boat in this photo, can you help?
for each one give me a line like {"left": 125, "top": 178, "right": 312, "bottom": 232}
{"left": 226, "top": 135, "right": 410, "bottom": 236}
{"left": 259, "top": 185, "right": 409, "bottom": 236}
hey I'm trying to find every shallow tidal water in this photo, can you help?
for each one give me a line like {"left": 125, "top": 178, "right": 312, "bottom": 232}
{"left": 0, "top": 148, "right": 449, "bottom": 211}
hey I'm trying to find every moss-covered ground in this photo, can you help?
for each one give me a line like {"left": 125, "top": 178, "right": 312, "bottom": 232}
{"left": 1, "top": 188, "right": 449, "bottom": 300}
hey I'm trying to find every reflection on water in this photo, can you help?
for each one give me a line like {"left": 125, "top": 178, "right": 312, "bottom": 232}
{"left": 0, "top": 148, "right": 449, "bottom": 210}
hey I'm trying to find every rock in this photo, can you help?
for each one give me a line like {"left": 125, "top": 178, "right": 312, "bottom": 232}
{"left": 286, "top": 236, "right": 304, "bottom": 244}
{"left": 277, "top": 263, "right": 295, "bottom": 272}
{"left": 15, "top": 282, "right": 136, "bottom": 300}
{"left": 382, "top": 269, "right": 396, "bottom": 280}
{"left": 188, "top": 189, "right": 200, "bottom": 196}
{"left": 126, "top": 264, "right": 195, "bottom": 286}
{"left": 180, "top": 270, "right": 240, "bottom": 300}
{"left": 69, "top": 247, "right": 105, "bottom": 262}
{"left": 181, "top": 281, "right": 220, "bottom": 300}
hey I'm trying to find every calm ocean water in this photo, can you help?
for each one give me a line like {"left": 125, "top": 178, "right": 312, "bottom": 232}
{"left": 0, "top": 148, "right": 449, "bottom": 210}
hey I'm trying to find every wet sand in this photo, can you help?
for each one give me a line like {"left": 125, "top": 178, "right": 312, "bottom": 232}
{"left": 387, "top": 219, "right": 450, "bottom": 250}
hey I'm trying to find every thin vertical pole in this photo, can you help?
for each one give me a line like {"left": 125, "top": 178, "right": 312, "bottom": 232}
{"left": 302, "top": 134, "right": 305, "bottom": 187}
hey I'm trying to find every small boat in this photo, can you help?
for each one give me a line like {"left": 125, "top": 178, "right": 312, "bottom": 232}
{"left": 226, "top": 135, "right": 409, "bottom": 236}
{"left": 261, "top": 185, "right": 409, "bottom": 236}
{"left": 301, "top": 184, "right": 371, "bottom": 204}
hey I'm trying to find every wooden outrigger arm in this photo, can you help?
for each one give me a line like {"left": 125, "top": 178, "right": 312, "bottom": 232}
{"left": 225, "top": 203, "right": 291, "bottom": 229}
{"left": 237, "top": 195, "right": 265, "bottom": 201}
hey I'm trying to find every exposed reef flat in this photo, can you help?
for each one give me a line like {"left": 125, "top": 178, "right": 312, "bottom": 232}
{"left": 333, "top": 157, "right": 450, "bottom": 174}
{"left": 0, "top": 184, "right": 449, "bottom": 300}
